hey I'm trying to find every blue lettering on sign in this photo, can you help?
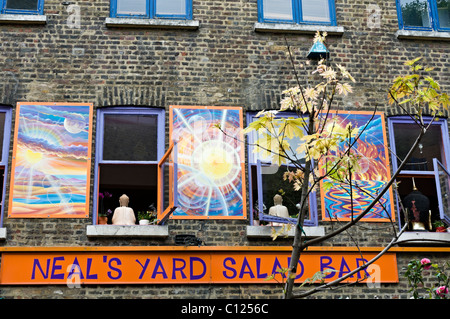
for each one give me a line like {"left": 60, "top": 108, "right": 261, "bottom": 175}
{"left": 152, "top": 257, "right": 168, "bottom": 279}
{"left": 339, "top": 257, "right": 353, "bottom": 278}
{"left": 172, "top": 258, "right": 187, "bottom": 280}
{"left": 223, "top": 257, "right": 237, "bottom": 279}
{"left": 86, "top": 258, "right": 98, "bottom": 279}
{"left": 68, "top": 257, "right": 84, "bottom": 280}
{"left": 136, "top": 258, "right": 150, "bottom": 279}
{"left": 239, "top": 257, "right": 255, "bottom": 279}
{"left": 356, "top": 258, "right": 370, "bottom": 279}
{"left": 320, "top": 256, "right": 335, "bottom": 279}
{"left": 190, "top": 257, "right": 206, "bottom": 280}
{"left": 32, "top": 258, "right": 50, "bottom": 279}
{"left": 107, "top": 257, "right": 122, "bottom": 280}
{"left": 51, "top": 256, "right": 65, "bottom": 280}
{"left": 256, "top": 258, "right": 268, "bottom": 279}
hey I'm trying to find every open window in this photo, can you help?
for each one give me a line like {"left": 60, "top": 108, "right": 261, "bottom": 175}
{"left": 246, "top": 112, "right": 317, "bottom": 226}
{"left": 0, "top": 106, "right": 11, "bottom": 228}
{"left": 157, "top": 142, "right": 178, "bottom": 224}
{"left": 93, "top": 107, "right": 165, "bottom": 225}
{"left": 388, "top": 116, "right": 450, "bottom": 231}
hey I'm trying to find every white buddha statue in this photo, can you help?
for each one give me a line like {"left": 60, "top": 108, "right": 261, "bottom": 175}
{"left": 268, "top": 194, "right": 289, "bottom": 226}
{"left": 112, "top": 194, "right": 136, "bottom": 225}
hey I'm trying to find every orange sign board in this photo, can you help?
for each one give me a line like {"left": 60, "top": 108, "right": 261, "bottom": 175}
{"left": 0, "top": 249, "right": 398, "bottom": 285}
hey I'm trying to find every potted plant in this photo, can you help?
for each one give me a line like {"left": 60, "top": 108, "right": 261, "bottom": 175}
{"left": 98, "top": 191, "right": 112, "bottom": 224}
{"left": 138, "top": 211, "right": 151, "bottom": 225}
{"left": 433, "top": 220, "right": 447, "bottom": 232}
{"left": 138, "top": 207, "right": 157, "bottom": 225}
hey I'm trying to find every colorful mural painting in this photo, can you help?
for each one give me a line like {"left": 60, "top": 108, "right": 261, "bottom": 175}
{"left": 320, "top": 111, "right": 394, "bottom": 222}
{"left": 169, "top": 106, "right": 246, "bottom": 219}
{"left": 9, "top": 103, "right": 93, "bottom": 218}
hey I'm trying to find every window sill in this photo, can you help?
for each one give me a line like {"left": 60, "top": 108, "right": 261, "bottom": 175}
{"left": 246, "top": 225, "right": 325, "bottom": 239}
{"left": 396, "top": 231, "right": 450, "bottom": 246}
{"left": 254, "top": 22, "right": 344, "bottom": 35}
{"left": 395, "top": 29, "right": 450, "bottom": 41}
{"left": 86, "top": 225, "right": 169, "bottom": 238}
{"left": 0, "top": 227, "right": 6, "bottom": 240}
{"left": 105, "top": 17, "right": 200, "bottom": 30}
{"left": 0, "top": 14, "right": 47, "bottom": 24}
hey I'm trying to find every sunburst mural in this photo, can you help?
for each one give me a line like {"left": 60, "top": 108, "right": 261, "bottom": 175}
{"left": 320, "top": 111, "right": 395, "bottom": 222}
{"left": 9, "top": 102, "right": 93, "bottom": 218}
{"left": 169, "top": 105, "right": 246, "bottom": 219}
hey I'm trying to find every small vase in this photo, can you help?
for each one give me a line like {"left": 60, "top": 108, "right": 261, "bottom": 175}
{"left": 98, "top": 216, "right": 108, "bottom": 225}
{"left": 139, "top": 219, "right": 150, "bottom": 225}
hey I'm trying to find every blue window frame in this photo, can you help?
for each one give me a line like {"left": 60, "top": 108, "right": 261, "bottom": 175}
{"left": 257, "top": 0, "right": 337, "bottom": 26}
{"left": 246, "top": 112, "right": 318, "bottom": 226}
{"left": 110, "top": 0, "right": 193, "bottom": 20}
{"left": 0, "top": 0, "right": 44, "bottom": 15}
{"left": 93, "top": 107, "right": 165, "bottom": 225}
{"left": 396, "top": 0, "right": 450, "bottom": 32}
{"left": 0, "top": 106, "right": 11, "bottom": 228}
{"left": 388, "top": 116, "right": 450, "bottom": 230}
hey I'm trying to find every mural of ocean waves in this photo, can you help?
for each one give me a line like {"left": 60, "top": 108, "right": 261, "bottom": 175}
{"left": 324, "top": 180, "right": 391, "bottom": 220}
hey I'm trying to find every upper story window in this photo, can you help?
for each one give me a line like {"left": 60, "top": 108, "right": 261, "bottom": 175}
{"left": 110, "top": 0, "right": 192, "bottom": 19}
{"left": 258, "top": 0, "right": 337, "bottom": 25}
{"left": 1, "top": 0, "right": 44, "bottom": 15}
{"left": 397, "top": 0, "right": 450, "bottom": 31}
{"left": 388, "top": 116, "right": 450, "bottom": 231}
{"left": 0, "top": 106, "right": 11, "bottom": 227}
{"left": 246, "top": 112, "right": 318, "bottom": 226}
{"left": 93, "top": 107, "right": 165, "bottom": 225}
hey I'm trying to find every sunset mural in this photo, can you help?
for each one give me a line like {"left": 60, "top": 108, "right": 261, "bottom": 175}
{"left": 319, "top": 111, "right": 395, "bottom": 222}
{"left": 9, "top": 103, "right": 93, "bottom": 218}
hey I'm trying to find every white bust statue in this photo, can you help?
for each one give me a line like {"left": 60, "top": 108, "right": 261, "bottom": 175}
{"left": 112, "top": 194, "right": 136, "bottom": 225}
{"left": 268, "top": 194, "right": 289, "bottom": 226}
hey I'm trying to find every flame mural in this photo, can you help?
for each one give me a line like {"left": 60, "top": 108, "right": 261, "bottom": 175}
{"left": 9, "top": 103, "right": 93, "bottom": 218}
{"left": 169, "top": 106, "right": 246, "bottom": 219}
{"left": 320, "top": 111, "right": 395, "bottom": 221}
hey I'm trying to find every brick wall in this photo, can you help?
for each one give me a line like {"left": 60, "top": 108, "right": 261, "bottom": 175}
{"left": 0, "top": 0, "right": 449, "bottom": 299}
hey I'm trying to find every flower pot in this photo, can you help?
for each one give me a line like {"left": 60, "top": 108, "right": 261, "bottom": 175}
{"left": 139, "top": 219, "right": 150, "bottom": 225}
{"left": 98, "top": 216, "right": 108, "bottom": 225}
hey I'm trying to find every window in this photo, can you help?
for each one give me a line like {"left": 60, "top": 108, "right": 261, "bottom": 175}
{"left": 0, "top": 106, "right": 11, "bottom": 227}
{"left": 93, "top": 107, "right": 165, "bottom": 225}
{"left": 247, "top": 112, "right": 317, "bottom": 226}
{"left": 1, "top": 0, "right": 44, "bottom": 15}
{"left": 397, "top": 0, "right": 450, "bottom": 31}
{"left": 258, "top": 0, "right": 336, "bottom": 25}
{"left": 388, "top": 116, "right": 450, "bottom": 231}
{"left": 110, "top": 0, "right": 192, "bottom": 19}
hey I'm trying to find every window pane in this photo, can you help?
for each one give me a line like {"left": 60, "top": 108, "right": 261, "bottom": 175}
{"left": 116, "top": 0, "right": 147, "bottom": 15}
{"left": 263, "top": 0, "right": 293, "bottom": 21}
{"left": 5, "top": 0, "right": 38, "bottom": 10}
{"left": 103, "top": 114, "right": 158, "bottom": 161}
{"left": 260, "top": 165, "right": 309, "bottom": 220}
{"left": 393, "top": 123, "right": 443, "bottom": 171}
{"left": 156, "top": 0, "right": 186, "bottom": 16}
{"left": 437, "top": 0, "right": 450, "bottom": 28}
{"left": 400, "top": 0, "right": 431, "bottom": 28}
{"left": 302, "top": 0, "right": 330, "bottom": 22}
{"left": 0, "top": 113, "right": 5, "bottom": 156}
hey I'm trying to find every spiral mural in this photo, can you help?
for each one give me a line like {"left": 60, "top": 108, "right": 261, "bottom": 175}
{"left": 320, "top": 111, "right": 394, "bottom": 221}
{"left": 169, "top": 106, "right": 246, "bottom": 219}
